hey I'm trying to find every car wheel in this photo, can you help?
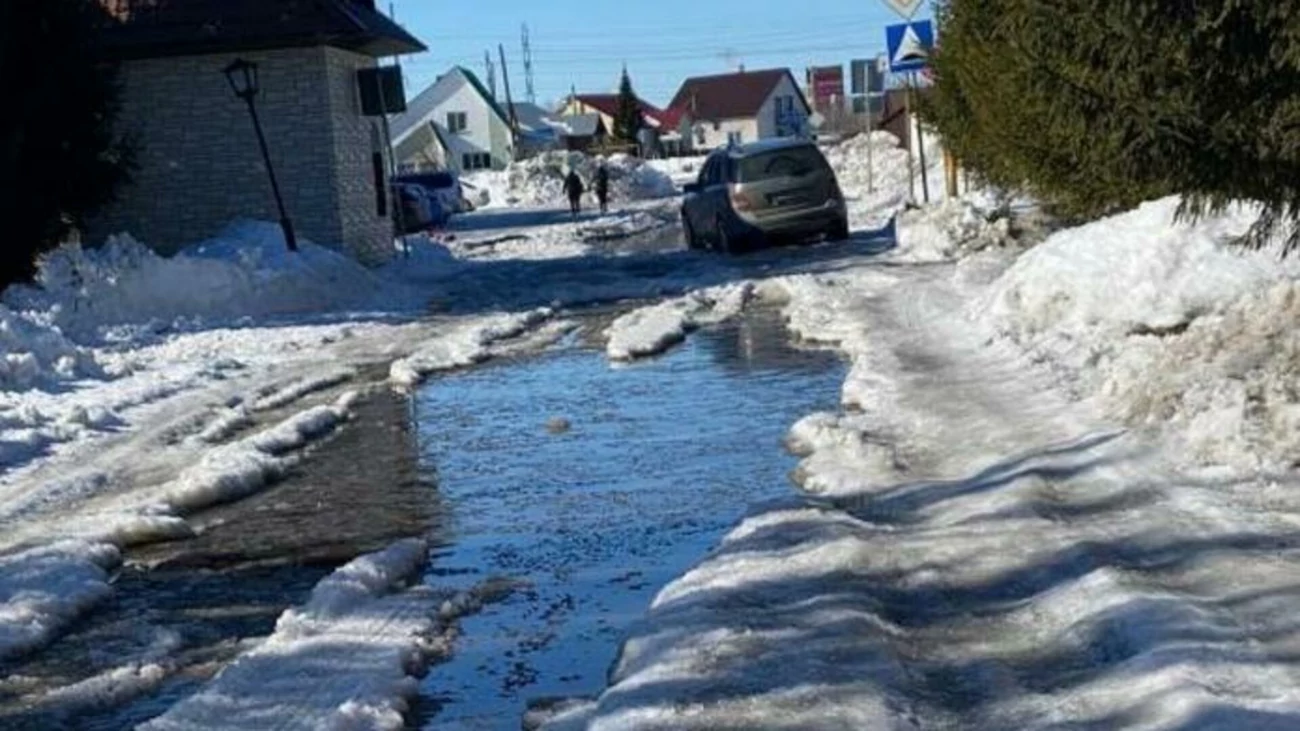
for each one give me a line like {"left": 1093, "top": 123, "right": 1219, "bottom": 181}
{"left": 683, "top": 215, "right": 702, "bottom": 250}
{"left": 826, "top": 218, "right": 850, "bottom": 242}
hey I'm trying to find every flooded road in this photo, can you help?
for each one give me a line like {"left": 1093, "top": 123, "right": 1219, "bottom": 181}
{"left": 0, "top": 305, "right": 846, "bottom": 730}
{"left": 408, "top": 306, "right": 847, "bottom": 729}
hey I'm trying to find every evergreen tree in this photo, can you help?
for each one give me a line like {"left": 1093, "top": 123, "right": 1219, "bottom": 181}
{"left": 612, "top": 69, "right": 645, "bottom": 146}
{"left": 921, "top": 0, "right": 1300, "bottom": 251}
{"left": 1, "top": 0, "right": 133, "bottom": 287}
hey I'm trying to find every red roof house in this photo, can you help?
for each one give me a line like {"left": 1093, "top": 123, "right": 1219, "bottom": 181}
{"left": 665, "top": 68, "right": 811, "bottom": 150}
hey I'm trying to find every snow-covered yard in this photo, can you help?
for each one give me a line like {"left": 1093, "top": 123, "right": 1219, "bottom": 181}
{"left": 8, "top": 129, "right": 1300, "bottom": 729}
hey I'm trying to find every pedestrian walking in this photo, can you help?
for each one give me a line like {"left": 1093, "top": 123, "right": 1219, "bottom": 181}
{"left": 594, "top": 162, "right": 610, "bottom": 214}
{"left": 563, "top": 169, "right": 585, "bottom": 218}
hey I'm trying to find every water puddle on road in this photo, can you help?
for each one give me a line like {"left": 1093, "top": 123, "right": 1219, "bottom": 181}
{"left": 408, "top": 305, "right": 848, "bottom": 729}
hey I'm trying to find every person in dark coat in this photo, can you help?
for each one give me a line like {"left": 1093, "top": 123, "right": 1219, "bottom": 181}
{"left": 563, "top": 169, "right": 585, "bottom": 217}
{"left": 594, "top": 162, "right": 610, "bottom": 214}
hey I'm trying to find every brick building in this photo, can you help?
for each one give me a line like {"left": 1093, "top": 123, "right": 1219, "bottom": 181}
{"left": 88, "top": 0, "right": 424, "bottom": 264}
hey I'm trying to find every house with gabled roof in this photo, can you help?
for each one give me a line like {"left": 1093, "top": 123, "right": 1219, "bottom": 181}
{"left": 557, "top": 93, "right": 671, "bottom": 133}
{"left": 88, "top": 0, "right": 425, "bottom": 264}
{"left": 390, "top": 66, "right": 515, "bottom": 175}
{"left": 666, "top": 68, "right": 811, "bottom": 151}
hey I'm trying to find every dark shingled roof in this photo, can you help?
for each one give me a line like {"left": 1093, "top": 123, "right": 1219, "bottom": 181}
{"left": 93, "top": 0, "right": 426, "bottom": 60}
{"left": 667, "top": 68, "right": 808, "bottom": 121}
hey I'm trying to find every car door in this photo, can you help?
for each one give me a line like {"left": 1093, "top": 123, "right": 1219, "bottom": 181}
{"left": 684, "top": 155, "right": 716, "bottom": 235}
{"left": 698, "top": 154, "right": 728, "bottom": 242}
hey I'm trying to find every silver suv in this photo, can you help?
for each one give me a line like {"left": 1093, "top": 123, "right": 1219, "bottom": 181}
{"left": 681, "top": 139, "right": 849, "bottom": 253}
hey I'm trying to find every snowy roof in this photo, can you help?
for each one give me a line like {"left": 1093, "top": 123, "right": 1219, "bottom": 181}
{"left": 510, "top": 102, "right": 556, "bottom": 132}
{"left": 549, "top": 114, "right": 605, "bottom": 137}
{"left": 389, "top": 66, "right": 511, "bottom": 146}
{"left": 92, "top": 0, "right": 425, "bottom": 60}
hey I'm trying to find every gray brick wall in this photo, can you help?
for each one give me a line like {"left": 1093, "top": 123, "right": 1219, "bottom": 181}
{"left": 88, "top": 46, "right": 394, "bottom": 264}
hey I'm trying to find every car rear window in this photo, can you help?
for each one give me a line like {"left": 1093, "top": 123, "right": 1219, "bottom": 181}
{"left": 733, "top": 146, "right": 828, "bottom": 182}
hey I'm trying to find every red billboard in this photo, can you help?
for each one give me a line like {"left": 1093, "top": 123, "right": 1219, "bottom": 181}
{"left": 807, "top": 65, "right": 845, "bottom": 111}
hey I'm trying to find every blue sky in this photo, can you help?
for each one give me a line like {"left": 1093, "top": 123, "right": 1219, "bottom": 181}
{"left": 387, "top": 0, "right": 930, "bottom": 109}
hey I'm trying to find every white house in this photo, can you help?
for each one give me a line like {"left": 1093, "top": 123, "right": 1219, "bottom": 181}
{"left": 390, "top": 66, "right": 514, "bottom": 174}
{"left": 666, "top": 68, "right": 811, "bottom": 151}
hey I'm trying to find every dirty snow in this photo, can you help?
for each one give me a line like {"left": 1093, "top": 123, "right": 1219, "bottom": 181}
{"left": 605, "top": 283, "right": 753, "bottom": 361}
{"left": 975, "top": 196, "right": 1300, "bottom": 471}
{"left": 389, "top": 308, "right": 554, "bottom": 388}
{"left": 138, "top": 539, "right": 515, "bottom": 731}
{"left": 0, "top": 540, "right": 120, "bottom": 662}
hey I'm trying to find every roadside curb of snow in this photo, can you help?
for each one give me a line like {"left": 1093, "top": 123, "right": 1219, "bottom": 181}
{"left": 0, "top": 388, "right": 363, "bottom": 666}
{"left": 604, "top": 283, "right": 755, "bottom": 362}
{"left": 388, "top": 308, "right": 554, "bottom": 389}
{"left": 139, "top": 538, "right": 525, "bottom": 731}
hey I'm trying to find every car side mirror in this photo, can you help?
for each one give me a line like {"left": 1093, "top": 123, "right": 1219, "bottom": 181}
{"left": 683, "top": 182, "right": 700, "bottom": 194}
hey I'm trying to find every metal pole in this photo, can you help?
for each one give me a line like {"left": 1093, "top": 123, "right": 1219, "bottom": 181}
{"left": 866, "top": 98, "right": 875, "bottom": 194}
{"left": 912, "top": 72, "right": 930, "bottom": 204}
{"left": 244, "top": 98, "right": 297, "bottom": 252}
{"left": 904, "top": 79, "right": 916, "bottom": 205}
{"left": 374, "top": 67, "right": 408, "bottom": 257}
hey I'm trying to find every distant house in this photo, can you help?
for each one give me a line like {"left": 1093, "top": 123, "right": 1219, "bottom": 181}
{"left": 557, "top": 93, "right": 670, "bottom": 136}
{"left": 549, "top": 114, "right": 609, "bottom": 153}
{"left": 509, "top": 102, "right": 562, "bottom": 155}
{"left": 390, "top": 66, "right": 515, "bottom": 175}
{"left": 666, "top": 68, "right": 811, "bottom": 151}
{"left": 88, "top": 0, "right": 425, "bottom": 264}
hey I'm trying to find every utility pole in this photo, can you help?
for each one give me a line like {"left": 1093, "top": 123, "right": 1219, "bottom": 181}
{"left": 499, "top": 44, "right": 520, "bottom": 151}
{"left": 912, "top": 71, "right": 930, "bottom": 204}
{"left": 484, "top": 50, "right": 497, "bottom": 99}
{"left": 521, "top": 24, "right": 536, "bottom": 104}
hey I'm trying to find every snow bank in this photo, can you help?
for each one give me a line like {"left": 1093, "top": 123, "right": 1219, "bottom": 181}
{"left": 0, "top": 540, "right": 120, "bottom": 661}
{"left": 140, "top": 540, "right": 518, "bottom": 731}
{"left": 389, "top": 308, "right": 552, "bottom": 388}
{"left": 976, "top": 197, "right": 1300, "bottom": 471}
{"left": 644, "top": 155, "right": 707, "bottom": 188}
{"left": 139, "top": 539, "right": 434, "bottom": 731}
{"left": 605, "top": 284, "right": 753, "bottom": 361}
{"left": 3, "top": 222, "right": 450, "bottom": 341}
{"left": 463, "top": 152, "right": 676, "bottom": 209}
{"left": 0, "top": 304, "right": 102, "bottom": 392}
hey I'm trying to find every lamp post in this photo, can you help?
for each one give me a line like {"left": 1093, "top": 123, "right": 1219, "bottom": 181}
{"left": 223, "top": 58, "right": 297, "bottom": 252}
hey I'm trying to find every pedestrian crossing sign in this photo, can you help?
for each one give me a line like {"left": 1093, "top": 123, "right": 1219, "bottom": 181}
{"left": 886, "top": 19, "right": 935, "bottom": 74}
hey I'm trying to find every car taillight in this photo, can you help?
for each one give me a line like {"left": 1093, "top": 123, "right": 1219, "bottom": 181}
{"left": 729, "top": 186, "right": 757, "bottom": 212}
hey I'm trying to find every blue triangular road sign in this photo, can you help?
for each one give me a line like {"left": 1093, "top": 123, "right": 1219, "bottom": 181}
{"left": 886, "top": 19, "right": 935, "bottom": 74}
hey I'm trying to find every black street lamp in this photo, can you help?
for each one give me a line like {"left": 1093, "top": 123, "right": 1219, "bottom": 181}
{"left": 223, "top": 58, "right": 298, "bottom": 252}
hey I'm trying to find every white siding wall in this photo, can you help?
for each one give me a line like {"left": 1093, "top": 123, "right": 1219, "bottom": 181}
{"left": 695, "top": 119, "right": 759, "bottom": 150}
{"left": 755, "top": 75, "right": 809, "bottom": 139}
{"left": 434, "top": 76, "right": 492, "bottom": 173}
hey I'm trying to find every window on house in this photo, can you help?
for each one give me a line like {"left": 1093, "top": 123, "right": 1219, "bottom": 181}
{"left": 727, "top": 130, "right": 743, "bottom": 146}
{"left": 447, "top": 111, "right": 468, "bottom": 134}
{"left": 461, "top": 152, "right": 492, "bottom": 171}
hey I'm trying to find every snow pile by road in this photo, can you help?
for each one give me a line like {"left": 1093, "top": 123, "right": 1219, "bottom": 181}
{"left": 605, "top": 283, "right": 753, "bottom": 361}
{"left": 976, "top": 197, "right": 1300, "bottom": 471}
{"left": 0, "top": 540, "right": 120, "bottom": 662}
{"left": 463, "top": 152, "right": 676, "bottom": 209}
{"left": 389, "top": 308, "right": 553, "bottom": 387}
{"left": 644, "top": 155, "right": 707, "bottom": 189}
{"left": 3, "top": 222, "right": 451, "bottom": 342}
{"left": 0, "top": 305, "right": 102, "bottom": 392}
